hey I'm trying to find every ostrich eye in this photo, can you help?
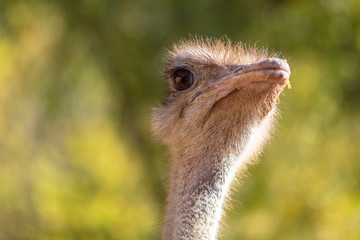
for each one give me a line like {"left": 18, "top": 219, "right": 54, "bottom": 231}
{"left": 173, "top": 69, "right": 194, "bottom": 91}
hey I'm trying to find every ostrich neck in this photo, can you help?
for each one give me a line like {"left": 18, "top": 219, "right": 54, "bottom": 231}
{"left": 162, "top": 112, "right": 274, "bottom": 240}
{"left": 162, "top": 151, "right": 239, "bottom": 240}
{"left": 163, "top": 139, "right": 249, "bottom": 240}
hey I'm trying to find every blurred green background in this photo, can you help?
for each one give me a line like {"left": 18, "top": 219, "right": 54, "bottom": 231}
{"left": 0, "top": 0, "right": 360, "bottom": 239}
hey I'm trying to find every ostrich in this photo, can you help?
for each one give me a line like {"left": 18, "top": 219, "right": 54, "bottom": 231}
{"left": 152, "top": 37, "right": 291, "bottom": 240}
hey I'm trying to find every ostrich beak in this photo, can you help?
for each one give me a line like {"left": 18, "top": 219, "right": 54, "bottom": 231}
{"left": 193, "top": 58, "right": 291, "bottom": 104}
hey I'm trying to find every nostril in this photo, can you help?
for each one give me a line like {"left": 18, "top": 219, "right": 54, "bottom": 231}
{"left": 234, "top": 66, "right": 244, "bottom": 73}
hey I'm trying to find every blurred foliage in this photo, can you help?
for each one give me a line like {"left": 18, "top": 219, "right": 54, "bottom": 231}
{"left": 0, "top": 0, "right": 360, "bottom": 239}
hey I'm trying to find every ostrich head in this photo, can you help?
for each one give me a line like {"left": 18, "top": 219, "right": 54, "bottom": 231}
{"left": 153, "top": 37, "right": 290, "bottom": 158}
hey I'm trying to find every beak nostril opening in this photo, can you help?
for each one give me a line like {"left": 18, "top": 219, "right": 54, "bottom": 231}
{"left": 234, "top": 66, "right": 244, "bottom": 73}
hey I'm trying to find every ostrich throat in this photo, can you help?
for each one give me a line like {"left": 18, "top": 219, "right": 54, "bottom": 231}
{"left": 164, "top": 111, "right": 275, "bottom": 240}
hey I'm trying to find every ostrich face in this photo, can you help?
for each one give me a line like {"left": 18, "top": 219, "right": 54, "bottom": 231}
{"left": 152, "top": 38, "right": 290, "bottom": 152}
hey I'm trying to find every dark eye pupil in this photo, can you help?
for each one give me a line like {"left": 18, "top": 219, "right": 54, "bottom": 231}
{"left": 173, "top": 69, "right": 194, "bottom": 91}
